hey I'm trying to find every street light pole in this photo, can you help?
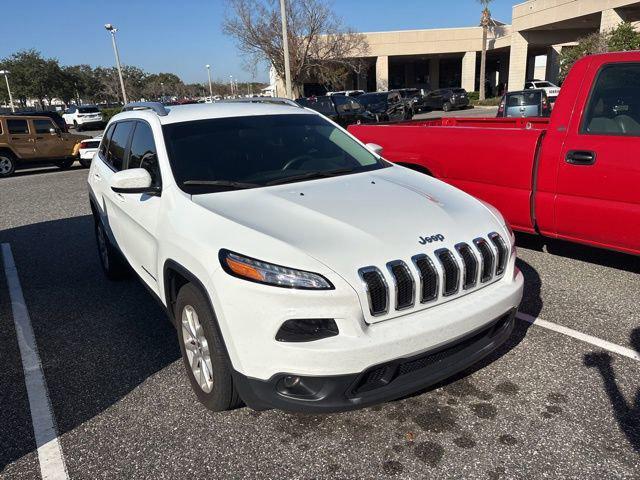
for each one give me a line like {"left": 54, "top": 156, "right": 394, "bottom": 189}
{"left": 0, "top": 70, "right": 15, "bottom": 113}
{"left": 104, "top": 24, "right": 128, "bottom": 105}
{"left": 279, "top": 0, "right": 293, "bottom": 99}
{"left": 229, "top": 75, "right": 234, "bottom": 95}
{"left": 160, "top": 82, "right": 165, "bottom": 100}
{"left": 205, "top": 64, "right": 213, "bottom": 98}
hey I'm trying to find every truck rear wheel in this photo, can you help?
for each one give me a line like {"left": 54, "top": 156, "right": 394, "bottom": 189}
{"left": 0, "top": 151, "right": 16, "bottom": 178}
{"left": 175, "top": 283, "right": 242, "bottom": 412}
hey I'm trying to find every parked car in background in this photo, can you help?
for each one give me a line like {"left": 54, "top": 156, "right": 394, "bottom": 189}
{"left": 62, "top": 105, "right": 104, "bottom": 131}
{"left": 13, "top": 110, "right": 68, "bottom": 132}
{"left": 88, "top": 99, "right": 523, "bottom": 412}
{"left": 525, "top": 80, "right": 561, "bottom": 103}
{"left": 357, "top": 91, "right": 411, "bottom": 122}
{"left": 76, "top": 135, "right": 102, "bottom": 168}
{"left": 395, "top": 88, "right": 427, "bottom": 113}
{"left": 0, "top": 115, "right": 88, "bottom": 177}
{"left": 296, "top": 95, "right": 375, "bottom": 127}
{"left": 497, "top": 89, "right": 551, "bottom": 118}
{"left": 423, "top": 88, "right": 470, "bottom": 112}
{"left": 326, "top": 90, "right": 365, "bottom": 97}
{"left": 349, "top": 51, "right": 640, "bottom": 256}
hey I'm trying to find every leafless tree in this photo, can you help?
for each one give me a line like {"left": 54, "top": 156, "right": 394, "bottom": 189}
{"left": 223, "top": 0, "right": 369, "bottom": 96}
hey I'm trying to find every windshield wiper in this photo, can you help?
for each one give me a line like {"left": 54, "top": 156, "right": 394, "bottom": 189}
{"left": 266, "top": 167, "right": 355, "bottom": 186}
{"left": 182, "top": 180, "right": 260, "bottom": 190}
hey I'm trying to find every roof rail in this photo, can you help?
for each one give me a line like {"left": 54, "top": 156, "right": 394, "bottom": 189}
{"left": 122, "top": 101, "right": 169, "bottom": 116}
{"left": 217, "top": 97, "right": 302, "bottom": 108}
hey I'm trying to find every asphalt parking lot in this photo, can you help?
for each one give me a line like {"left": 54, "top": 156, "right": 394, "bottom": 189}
{"left": 1, "top": 166, "right": 638, "bottom": 479}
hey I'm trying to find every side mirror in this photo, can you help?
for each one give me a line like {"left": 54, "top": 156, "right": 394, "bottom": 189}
{"left": 49, "top": 127, "right": 59, "bottom": 135}
{"left": 110, "top": 168, "right": 159, "bottom": 195}
{"left": 366, "top": 143, "right": 383, "bottom": 155}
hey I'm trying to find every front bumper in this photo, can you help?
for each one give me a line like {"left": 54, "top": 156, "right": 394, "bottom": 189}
{"left": 234, "top": 309, "right": 516, "bottom": 412}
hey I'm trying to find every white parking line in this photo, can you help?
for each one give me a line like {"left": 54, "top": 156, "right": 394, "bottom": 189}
{"left": 517, "top": 312, "right": 640, "bottom": 362}
{"left": 1, "top": 243, "right": 69, "bottom": 480}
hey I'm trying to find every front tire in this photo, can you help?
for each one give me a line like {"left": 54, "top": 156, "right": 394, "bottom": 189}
{"left": 176, "top": 283, "right": 242, "bottom": 412}
{"left": 94, "top": 219, "right": 129, "bottom": 280}
{"left": 443, "top": 101, "right": 452, "bottom": 112}
{"left": 74, "top": 120, "right": 82, "bottom": 132}
{"left": 0, "top": 151, "right": 16, "bottom": 178}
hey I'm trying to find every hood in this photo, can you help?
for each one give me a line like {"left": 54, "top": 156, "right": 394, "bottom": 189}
{"left": 191, "top": 166, "right": 505, "bottom": 289}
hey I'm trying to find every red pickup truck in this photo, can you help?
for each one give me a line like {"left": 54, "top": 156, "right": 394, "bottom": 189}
{"left": 349, "top": 52, "right": 640, "bottom": 256}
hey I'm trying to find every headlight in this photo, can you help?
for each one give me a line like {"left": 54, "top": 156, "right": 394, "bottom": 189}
{"left": 219, "top": 249, "right": 334, "bottom": 290}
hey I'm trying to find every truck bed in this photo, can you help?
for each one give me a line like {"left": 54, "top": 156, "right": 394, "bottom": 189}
{"left": 349, "top": 117, "right": 550, "bottom": 233}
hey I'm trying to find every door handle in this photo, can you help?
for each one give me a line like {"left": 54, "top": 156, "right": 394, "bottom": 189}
{"left": 566, "top": 150, "right": 596, "bottom": 165}
{"left": 115, "top": 193, "right": 126, "bottom": 202}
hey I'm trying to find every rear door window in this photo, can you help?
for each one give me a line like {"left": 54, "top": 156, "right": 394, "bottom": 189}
{"left": 7, "top": 119, "right": 29, "bottom": 134}
{"left": 106, "top": 121, "right": 134, "bottom": 171}
{"left": 333, "top": 95, "right": 351, "bottom": 114}
{"left": 33, "top": 119, "right": 57, "bottom": 134}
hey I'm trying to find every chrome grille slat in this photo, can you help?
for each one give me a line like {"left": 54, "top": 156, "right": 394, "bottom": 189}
{"left": 411, "top": 254, "right": 439, "bottom": 303}
{"left": 358, "top": 267, "right": 389, "bottom": 316}
{"left": 435, "top": 248, "right": 460, "bottom": 297}
{"left": 386, "top": 260, "right": 415, "bottom": 310}
{"left": 488, "top": 232, "right": 508, "bottom": 276}
{"left": 455, "top": 243, "right": 479, "bottom": 290}
{"left": 473, "top": 237, "right": 495, "bottom": 283}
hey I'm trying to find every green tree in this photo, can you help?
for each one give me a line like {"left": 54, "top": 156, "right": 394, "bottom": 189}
{"left": 0, "top": 49, "right": 62, "bottom": 107}
{"left": 559, "top": 22, "right": 640, "bottom": 82}
{"left": 477, "top": 0, "right": 493, "bottom": 101}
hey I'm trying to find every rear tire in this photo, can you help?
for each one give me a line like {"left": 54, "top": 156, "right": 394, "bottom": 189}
{"left": 73, "top": 120, "right": 82, "bottom": 132}
{"left": 56, "top": 158, "right": 75, "bottom": 170}
{"left": 0, "top": 151, "right": 16, "bottom": 178}
{"left": 79, "top": 157, "right": 92, "bottom": 168}
{"left": 176, "top": 283, "right": 242, "bottom": 412}
{"left": 94, "top": 219, "right": 129, "bottom": 280}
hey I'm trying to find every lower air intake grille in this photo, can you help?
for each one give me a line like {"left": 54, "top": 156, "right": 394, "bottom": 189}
{"left": 435, "top": 249, "right": 460, "bottom": 296}
{"left": 359, "top": 267, "right": 388, "bottom": 316}
{"left": 489, "top": 232, "right": 508, "bottom": 276}
{"left": 456, "top": 243, "right": 478, "bottom": 290}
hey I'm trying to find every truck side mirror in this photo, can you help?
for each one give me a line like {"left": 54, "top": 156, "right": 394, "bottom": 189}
{"left": 366, "top": 143, "right": 384, "bottom": 155}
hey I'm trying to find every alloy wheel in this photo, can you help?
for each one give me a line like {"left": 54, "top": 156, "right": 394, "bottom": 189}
{"left": 181, "top": 305, "right": 214, "bottom": 393}
{"left": 0, "top": 157, "right": 12, "bottom": 175}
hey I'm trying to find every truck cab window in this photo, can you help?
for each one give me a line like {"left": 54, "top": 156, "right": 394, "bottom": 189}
{"left": 583, "top": 63, "right": 640, "bottom": 136}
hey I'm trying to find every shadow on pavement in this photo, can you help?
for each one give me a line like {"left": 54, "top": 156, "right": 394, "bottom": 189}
{"left": 3, "top": 164, "right": 86, "bottom": 179}
{"left": 515, "top": 232, "right": 640, "bottom": 274}
{"left": 583, "top": 329, "right": 640, "bottom": 452}
{"left": 0, "top": 215, "right": 180, "bottom": 471}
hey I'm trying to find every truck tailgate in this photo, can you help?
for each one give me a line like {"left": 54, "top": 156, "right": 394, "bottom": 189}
{"left": 349, "top": 120, "right": 547, "bottom": 232}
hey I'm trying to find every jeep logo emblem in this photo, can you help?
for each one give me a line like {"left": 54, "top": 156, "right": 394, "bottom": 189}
{"left": 419, "top": 234, "right": 445, "bottom": 245}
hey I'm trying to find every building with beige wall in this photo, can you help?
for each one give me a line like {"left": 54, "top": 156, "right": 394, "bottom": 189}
{"left": 298, "top": 0, "right": 640, "bottom": 96}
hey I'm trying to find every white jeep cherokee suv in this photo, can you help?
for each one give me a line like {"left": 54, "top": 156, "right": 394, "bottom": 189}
{"left": 88, "top": 100, "right": 523, "bottom": 412}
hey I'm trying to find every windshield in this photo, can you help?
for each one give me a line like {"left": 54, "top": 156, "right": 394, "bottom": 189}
{"left": 534, "top": 82, "right": 554, "bottom": 88}
{"left": 78, "top": 107, "right": 100, "bottom": 113}
{"left": 163, "top": 114, "right": 387, "bottom": 193}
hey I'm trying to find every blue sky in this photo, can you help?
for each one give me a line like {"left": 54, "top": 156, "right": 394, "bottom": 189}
{"left": 1, "top": 0, "right": 516, "bottom": 84}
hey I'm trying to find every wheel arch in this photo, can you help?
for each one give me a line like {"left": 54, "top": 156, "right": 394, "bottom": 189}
{"left": 396, "top": 162, "right": 434, "bottom": 177}
{"left": 0, "top": 146, "right": 19, "bottom": 160}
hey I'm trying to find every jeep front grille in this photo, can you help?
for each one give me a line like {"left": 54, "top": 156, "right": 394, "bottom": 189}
{"left": 358, "top": 233, "right": 508, "bottom": 319}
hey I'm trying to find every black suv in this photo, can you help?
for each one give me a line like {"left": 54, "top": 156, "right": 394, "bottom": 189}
{"left": 395, "top": 88, "right": 426, "bottom": 113}
{"left": 423, "top": 88, "right": 470, "bottom": 112}
{"left": 357, "top": 91, "right": 411, "bottom": 122}
{"left": 296, "top": 95, "right": 375, "bottom": 127}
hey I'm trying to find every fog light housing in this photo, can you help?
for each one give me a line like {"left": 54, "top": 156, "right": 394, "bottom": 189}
{"left": 275, "top": 318, "right": 338, "bottom": 342}
{"left": 276, "top": 375, "right": 325, "bottom": 398}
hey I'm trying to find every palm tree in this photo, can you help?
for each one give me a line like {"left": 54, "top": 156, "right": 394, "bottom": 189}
{"left": 478, "top": 0, "right": 493, "bottom": 101}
